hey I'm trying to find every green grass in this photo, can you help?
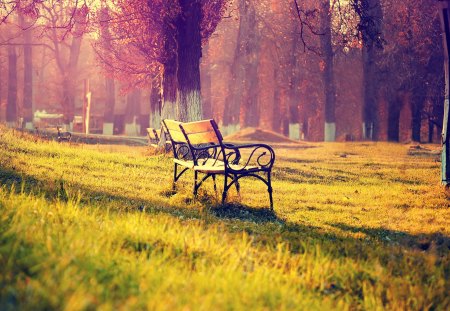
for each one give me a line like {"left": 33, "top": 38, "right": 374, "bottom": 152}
{"left": 0, "top": 127, "right": 448, "bottom": 310}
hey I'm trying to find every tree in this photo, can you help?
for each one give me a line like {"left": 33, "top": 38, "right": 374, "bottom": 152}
{"left": 99, "top": 6, "right": 116, "bottom": 135}
{"left": 96, "top": 0, "right": 228, "bottom": 123}
{"left": 6, "top": 45, "right": 17, "bottom": 127}
{"left": 149, "top": 75, "right": 162, "bottom": 128}
{"left": 379, "top": 0, "right": 442, "bottom": 142}
{"left": 320, "top": 0, "right": 337, "bottom": 141}
{"left": 356, "top": 0, "right": 384, "bottom": 140}
{"left": 439, "top": 0, "right": 450, "bottom": 186}
{"left": 43, "top": 2, "right": 88, "bottom": 127}
{"left": 20, "top": 12, "right": 33, "bottom": 129}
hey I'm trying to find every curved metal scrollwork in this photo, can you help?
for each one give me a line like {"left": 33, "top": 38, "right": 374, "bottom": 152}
{"left": 175, "top": 144, "right": 191, "bottom": 160}
{"left": 223, "top": 144, "right": 275, "bottom": 173}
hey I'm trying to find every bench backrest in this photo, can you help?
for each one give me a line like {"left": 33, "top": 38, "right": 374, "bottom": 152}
{"left": 179, "top": 119, "right": 222, "bottom": 145}
{"left": 146, "top": 128, "right": 159, "bottom": 144}
{"left": 162, "top": 119, "right": 186, "bottom": 144}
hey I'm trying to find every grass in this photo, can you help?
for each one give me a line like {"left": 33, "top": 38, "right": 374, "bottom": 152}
{"left": 0, "top": 126, "right": 448, "bottom": 310}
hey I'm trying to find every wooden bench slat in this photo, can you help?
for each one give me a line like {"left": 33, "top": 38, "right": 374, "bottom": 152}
{"left": 147, "top": 128, "right": 159, "bottom": 140}
{"left": 181, "top": 119, "right": 214, "bottom": 134}
{"left": 169, "top": 130, "right": 187, "bottom": 143}
{"left": 193, "top": 165, "right": 225, "bottom": 173}
{"left": 163, "top": 120, "right": 187, "bottom": 143}
{"left": 163, "top": 119, "right": 182, "bottom": 130}
{"left": 174, "top": 158, "right": 194, "bottom": 169}
{"left": 186, "top": 131, "right": 220, "bottom": 144}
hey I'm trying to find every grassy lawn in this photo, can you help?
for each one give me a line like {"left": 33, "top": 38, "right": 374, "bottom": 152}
{"left": 0, "top": 127, "right": 448, "bottom": 310}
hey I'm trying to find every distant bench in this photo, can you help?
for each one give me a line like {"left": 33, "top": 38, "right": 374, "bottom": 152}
{"left": 162, "top": 119, "right": 275, "bottom": 209}
{"left": 146, "top": 127, "right": 160, "bottom": 148}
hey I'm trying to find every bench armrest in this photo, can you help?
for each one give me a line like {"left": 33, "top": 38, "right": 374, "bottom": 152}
{"left": 223, "top": 143, "right": 275, "bottom": 172}
{"left": 189, "top": 143, "right": 241, "bottom": 165}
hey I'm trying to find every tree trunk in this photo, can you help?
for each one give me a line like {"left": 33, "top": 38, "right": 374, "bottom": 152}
{"left": 440, "top": 1, "right": 450, "bottom": 185}
{"left": 0, "top": 48, "right": 2, "bottom": 121}
{"left": 223, "top": 0, "right": 258, "bottom": 134}
{"left": 321, "top": 1, "right": 336, "bottom": 142}
{"left": 176, "top": 0, "right": 202, "bottom": 122}
{"left": 273, "top": 69, "right": 282, "bottom": 133}
{"left": 411, "top": 94, "right": 424, "bottom": 142}
{"left": 162, "top": 59, "right": 177, "bottom": 120}
{"left": 387, "top": 96, "right": 401, "bottom": 142}
{"left": 20, "top": 14, "right": 33, "bottom": 129}
{"left": 428, "top": 119, "right": 434, "bottom": 143}
{"left": 241, "top": 54, "right": 260, "bottom": 127}
{"left": 150, "top": 76, "right": 162, "bottom": 128}
{"left": 200, "top": 42, "right": 212, "bottom": 119}
{"left": 125, "top": 89, "right": 141, "bottom": 136}
{"left": 288, "top": 23, "right": 301, "bottom": 140}
{"left": 103, "top": 77, "right": 115, "bottom": 135}
{"left": 100, "top": 7, "right": 115, "bottom": 135}
{"left": 61, "top": 35, "right": 83, "bottom": 127}
{"left": 361, "top": 0, "right": 383, "bottom": 141}
{"left": 240, "top": 1, "right": 260, "bottom": 128}
{"left": 6, "top": 46, "right": 17, "bottom": 126}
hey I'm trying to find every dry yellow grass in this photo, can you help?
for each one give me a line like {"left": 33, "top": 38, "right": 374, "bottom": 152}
{"left": 0, "top": 127, "right": 448, "bottom": 310}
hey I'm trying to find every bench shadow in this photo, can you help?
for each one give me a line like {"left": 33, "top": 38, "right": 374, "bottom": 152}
{"left": 329, "top": 222, "right": 450, "bottom": 256}
{"left": 209, "top": 203, "right": 279, "bottom": 224}
{"left": 273, "top": 166, "right": 355, "bottom": 184}
{"left": 1, "top": 164, "right": 448, "bottom": 269}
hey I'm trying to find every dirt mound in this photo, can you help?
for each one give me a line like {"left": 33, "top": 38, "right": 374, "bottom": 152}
{"left": 224, "top": 127, "right": 303, "bottom": 144}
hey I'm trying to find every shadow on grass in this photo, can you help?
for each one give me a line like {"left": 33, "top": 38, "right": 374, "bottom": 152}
{"left": 208, "top": 203, "right": 279, "bottom": 223}
{"left": 330, "top": 222, "right": 450, "bottom": 256}
{"left": 1, "top": 164, "right": 449, "bottom": 268}
{"left": 273, "top": 166, "right": 355, "bottom": 184}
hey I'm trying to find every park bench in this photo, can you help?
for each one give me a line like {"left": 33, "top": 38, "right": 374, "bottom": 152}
{"left": 147, "top": 126, "right": 173, "bottom": 152}
{"left": 163, "top": 119, "right": 275, "bottom": 209}
{"left": 146, "top": 127, "right": 160, "bottom": 147}
{"left": 57, "top": 126, "right": 72, "bottom": 142}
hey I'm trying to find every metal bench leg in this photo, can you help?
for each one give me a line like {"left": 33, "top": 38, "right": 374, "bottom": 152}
{"left": 222, "top": 174, "right": 228, "bottom": 205}
{"left": 234, "top": 174, "right": 240, "bottom": 193}
{"left": 193, "top": 171, "right": 198, "bottom": 197}
{"left": 212, "top": 174, "right": 217, "bottom": 193}
{"left": 267, "top": 172, "right": 273, "bottom": 210}
{"left": 173, "top": 163, "right": 178, "bottom": 190}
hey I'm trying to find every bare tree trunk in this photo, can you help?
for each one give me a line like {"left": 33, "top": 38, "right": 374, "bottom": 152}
{"left": 411, "top": 93, "right": 424, "bottom": 142}
{"left": 103, "top": 77, "right": 115, "bottom": 135}
{"left": 200, "top": 42, "right": 212, "bottom": 119}
{"left": 440, "top": 1, "right": 450, "bottom": 185}
{"left": 240, "top": 1, "right": 260, "bottom": 128}
{"left": 288, "top": 24, "right": 301, "bottom": 140}
{"left": 6, "top": 46, "right": 17, "bottom": 126}
{"left": 176, "top": 0, "right": 202, "bottom": 122}
{"left": 20, "top": 14, "right": 33, "bottom": 129}
{"left": 100, "top": 7, "right": 115, "bottom": 135}
{"left": 361, "top": 0, "right": 383, "bottom": 140}
{"left": 241, "top": 48, "right": 260, "bottom": 127}
{"left": 150, "top": 76, "right": 162, "bottom": 128}
{"left": 223, "top": 0, "right": 258, "bottom": 134}
{"left": 125, "top": 89, "right": 141, "bottom": 136}
{"left": 387, "top": 95, "right": 402, "bottom": 142}
{"left": 273, "top": 69, "right": 282, "bottom": 133}
{"left": 321, "top": 0, "right": 336, "bottom": 142}
{"left": 61, "top": 35, "right": 82, "bottom": 127}
{"left": 162, "top": 59, "right": 177, "bottom": 120}
{"left": 362, "top": 46, "right": 379, "bottom": 140}
{"left": 0, "top": 48, "right": 2, "bottom": 121}
{"left": 428, "top": 119, "right": 434, "bottom": 143}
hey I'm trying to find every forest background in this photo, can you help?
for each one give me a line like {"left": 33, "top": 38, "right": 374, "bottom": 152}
{"left": 0, "top": 0, "right": 444, "bottom": 143}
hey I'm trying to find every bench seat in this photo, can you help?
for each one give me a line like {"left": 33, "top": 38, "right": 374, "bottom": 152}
{"left": 194, "top": 163, "right": 259, "bottom": 173}
{"left": 175, "top": 158, "right": 225, "bottom": 170}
